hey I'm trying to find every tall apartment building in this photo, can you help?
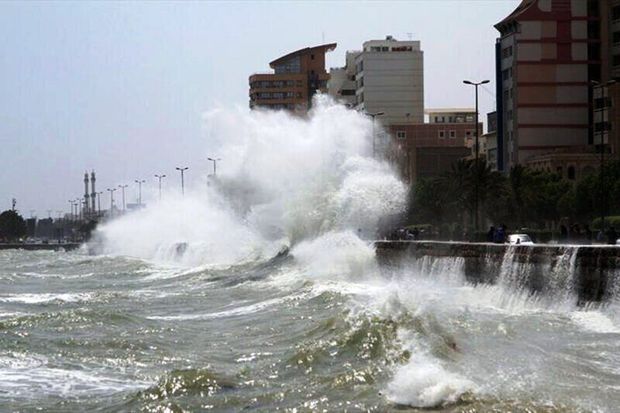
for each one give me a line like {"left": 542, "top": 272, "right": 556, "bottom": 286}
{"left": 329, "top": 36, "right": 424, "bottom": 126}
{"left": 495, "top": 0, "right": 592, "bottom": 171}
{"left": 249, "top": 43, "right": 336, "bottom": 113}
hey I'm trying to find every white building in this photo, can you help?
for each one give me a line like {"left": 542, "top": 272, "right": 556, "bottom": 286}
{"left": 327, "top": 52, "right": 359, "bottom": 107}
{"left": 353, "top": 36, "right": 424, "bottom": 125}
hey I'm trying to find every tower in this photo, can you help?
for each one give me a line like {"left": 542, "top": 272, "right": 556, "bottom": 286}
{"left": 90, "top": 171, "right": 96, "bottom": 215}
{"left": 83, "top": 172, "right": 90, "bottom": 216}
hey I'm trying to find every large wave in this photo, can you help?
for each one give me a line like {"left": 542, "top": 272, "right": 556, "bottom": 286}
{"left": 94, "top": 96, "right": 407, "bottom": 267}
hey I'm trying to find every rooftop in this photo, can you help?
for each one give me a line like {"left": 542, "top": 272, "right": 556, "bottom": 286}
{"left": 269, "top": 43, "right": 337, "bottom": 68}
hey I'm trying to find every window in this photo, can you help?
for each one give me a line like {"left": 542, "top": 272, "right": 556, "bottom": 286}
{"left": 438, "top": 130, "right": 445, "bottom": 139}
{"left": 341, "top": 89, "right": 355, "bottom": 96}
{"left": 296, "top": 80, "right": 303, "bottom": 87}
{"left": 466, "top": 130, "right": 472, "bottom": 137}
{"left": 449, "top": 130, "right": 456, "bottom": 139}
{"left": 613, "top": 54, "right": 620, "bottom": 67}
{"left": 310, "top": 54, "right": 315, "bottom": 60}
{"left": 274, "top": 56, "right": 301, "bottom": 74}
{"left": 613, "top": 5, "right": 620, "bottom": 20}
{"left": 502, "top": 46, "right": 513, "bottom": 59}
{"left": 567, "top": 166, "right": 576, "bottom": 180}
{"left": 397, "top": 131, "right": 407, "bottom": 140}
{"left": 613, "top": 32, "right": 620, "bottom": 44}
{"left": 502, "top": 68, "right": 512, "bottom": 81}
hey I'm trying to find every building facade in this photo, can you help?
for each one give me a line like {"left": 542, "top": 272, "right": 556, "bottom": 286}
{"left": 327, "top": 52, "right": 359, "bottom": 107}
{"left": 249, "top": 43, "right": 336, "bottom": 113}
{"left": 495, "top": 0, "right": 592, "bottom": 171}
{"left": 350, "top": 36, "right": 424, "bottom": 125}
{"left": 388, "top": 119, "right": 482, "bottom": 183}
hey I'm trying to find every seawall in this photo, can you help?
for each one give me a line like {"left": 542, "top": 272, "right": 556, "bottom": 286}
{"left": 0, "top": 243, "right": 82, "bottom": 251}
{"left": 375, "top": 241, "right": 620, "bottom": 302}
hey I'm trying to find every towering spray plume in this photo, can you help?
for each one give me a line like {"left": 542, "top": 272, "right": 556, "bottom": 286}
{"left": 96, "top": 97, "right": 407, "bottom": 266}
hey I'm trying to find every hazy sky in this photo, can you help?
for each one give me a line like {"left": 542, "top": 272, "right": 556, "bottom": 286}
{"left": 0, "top": 0, "right": 519, "bottom": 216}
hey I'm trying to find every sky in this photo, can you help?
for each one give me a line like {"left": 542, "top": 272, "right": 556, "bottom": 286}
{"left": 0, "top": 0, "right": 519, "bottom": 217}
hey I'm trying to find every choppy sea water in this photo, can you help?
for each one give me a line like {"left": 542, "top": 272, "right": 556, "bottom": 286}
{"left": 1, "top": 247, "right": 620, "bottom": 412}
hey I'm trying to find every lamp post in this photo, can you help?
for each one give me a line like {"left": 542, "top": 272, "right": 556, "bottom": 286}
{"left": 207, "top": 157, "right": 221, "bottom": 177}
{"left": 118, "top": 184, "right": 128, "bottom": 212}
{"left": 107, "top": 188, "right": 117, "bottom": 218}
{"left": 155, "top": 174, "right": 166, "bottom": 200}
{"left": 463, "top": 79, "right": 490, "bottom": 233}
{"left": 366, "top": 112, "right": 385, "bottom": 158}
{"left": 591, "top": 80, "right": 616, "bottom": 236}
{"left": 97, "top": 191, "right": 103, "bottom": 217}
{"left": 176, "top": 167, "right": 189, "bottom": 196}
{"left": 134, "top": 179, "right": 145, "bottom": 207}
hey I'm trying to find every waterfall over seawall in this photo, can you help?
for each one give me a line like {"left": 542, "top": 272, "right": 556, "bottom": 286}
{"left": 375, "top": 241, "right": 620, "bottom": 303}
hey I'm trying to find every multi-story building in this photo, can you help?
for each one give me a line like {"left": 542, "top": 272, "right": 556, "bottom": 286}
{"left": 482, "top": 112, "right": 499, "bottom": 170}
{"left": 495, "top": 0, "right": 592, "bottom": 171}
{"left": 388, "top": 116, "right": 482, "bottom": 183}
{"left": 348, "top": 36, "right": 424, "bottom": 126}
{"left": 249, "top": 43, "right": 336, "bottom": 113}
{"left": 327, "top": 52, "right": 360, "bottom": 107}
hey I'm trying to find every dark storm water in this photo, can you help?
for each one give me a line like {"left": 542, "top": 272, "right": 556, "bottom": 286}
{"left": 1, "top": 248, "right": 620, "bottom": 412}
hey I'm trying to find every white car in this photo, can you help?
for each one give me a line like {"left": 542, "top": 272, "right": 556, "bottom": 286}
{"left": 508, "top": 234, "right": 534, "bottom": 245}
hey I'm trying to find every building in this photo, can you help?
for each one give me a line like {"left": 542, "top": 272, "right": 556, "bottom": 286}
{"left": 388, "top": 115, "right": 482, "bottom": 183}
{"left": 525, "top": 146, "right": 600, "bottom": 181}
{"left": 482, "top": 112, "right": 499, "bottom": 170}
{"left": 495, "top": 0, "right": 593, "bottom": 171}
{"left": 333, "top": 36, "right": 424, "bottom": 126}
{"left": 249, "top": 43, "right": 336, "bottom": 114}
{"left": 327, "top": 52, "right": 360, "bottom": 107}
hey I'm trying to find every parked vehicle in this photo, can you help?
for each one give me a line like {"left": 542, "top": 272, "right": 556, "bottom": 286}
{"left": 508, "top": 234, "right": 534, "bottom": 245}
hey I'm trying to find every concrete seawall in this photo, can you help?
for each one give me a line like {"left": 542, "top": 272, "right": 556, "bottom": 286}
{"left": 0, "top": 243, "right": 82, "bottom": 252}
{"left": 375, "top": 241, "right": 620, "bottom": 302}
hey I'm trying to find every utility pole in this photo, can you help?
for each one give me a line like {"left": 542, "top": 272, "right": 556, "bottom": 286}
{"left": 176, "top": 167, "right": 189, "bottom": 196}
{"left": 463, "top": 79, "right": 490, "bottom": 233}
{"left": 155, "top": 174, "right": 166, "bottom": 200}
{"left": 118, "top": 184, "right": 128, "bottom": 212}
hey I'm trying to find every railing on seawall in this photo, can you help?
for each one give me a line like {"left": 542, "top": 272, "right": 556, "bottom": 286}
{"left": 374, "top": 241, "right": 620, "bottom": 303}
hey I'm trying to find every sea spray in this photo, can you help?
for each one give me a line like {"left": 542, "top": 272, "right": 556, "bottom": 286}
{"left": 96, "top": 96, "right": 407, "bottom": 265}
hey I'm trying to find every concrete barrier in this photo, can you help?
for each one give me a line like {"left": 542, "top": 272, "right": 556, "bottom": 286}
{"left": 375, "top": 241, "right": 620, "bottom": 302}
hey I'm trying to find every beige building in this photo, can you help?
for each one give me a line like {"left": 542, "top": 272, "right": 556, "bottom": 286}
{"left": 349, "top": 36, "right": 424, "bottom": 126}
{"left": 327, "top": 52, "right": 359, "bottom": 108}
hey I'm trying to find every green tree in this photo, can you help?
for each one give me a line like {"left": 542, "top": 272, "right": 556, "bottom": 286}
{"left": 0, "top": 210, "right": 27, "bottom": 242}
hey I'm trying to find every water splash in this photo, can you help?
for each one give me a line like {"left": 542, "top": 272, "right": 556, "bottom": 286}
{"left": 95, "top": 97, "right": 406, "bottom": 266}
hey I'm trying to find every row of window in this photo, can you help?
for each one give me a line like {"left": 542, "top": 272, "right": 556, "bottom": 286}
{"left": 274, "top": 56, "right": 301, "bottom": 74}
{"left": 250, "top": 80, "right": 304, "bottom": 89}
{"left": 252, "top": 91, "right": 302, "bottom": 100}
{"left": 433, "top": 115, "right": 475, "bottom": 123}
{"left": 368, "top": 46, "right": 414, "bottom": 52}
{"left": 394, "top": 130, "right": 475, "bottom": 140}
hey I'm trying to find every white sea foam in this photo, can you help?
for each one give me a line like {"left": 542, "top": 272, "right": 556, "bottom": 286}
{"left": 570, "top": 311, "right": 620, "bottom": 334}
{"left": 0, "top": 292, "right": 93, "bottom": 304}
{"left": 385, "top": 355, "right": 476, "bottom": 408}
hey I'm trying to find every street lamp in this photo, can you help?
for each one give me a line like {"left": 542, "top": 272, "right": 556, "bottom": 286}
{"left": 107, "top": 188, "right": 117, "bottom": 218}
{"left": 366, "top": 112, "right": 385, "bottom": 158}
{"left": 135, "top": 179, "right": 145, "bottom": 207}
{"left": 155, "top": 174, "right": 166, "bottom": 200}
{"left": 176, "top": 167, "right": 189, "bottom": 196}
{"left": 463, "top": 79, "right": 490, "bottom": 233}
{"left": 97, "top": 192, "right": 103, "bottom": 217}
{"left": 591, "top": 79, "right": 616, "bottom": 235}
{"left": 118, "top": 184, "right": 128, "bottom": 212}
{"left": 207, "top": 157, "right": 221, "bottom": 177}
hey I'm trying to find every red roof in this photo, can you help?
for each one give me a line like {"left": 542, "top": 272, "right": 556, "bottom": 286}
{"left": 269, "top": 43, "right": 337, "bottom": 68}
